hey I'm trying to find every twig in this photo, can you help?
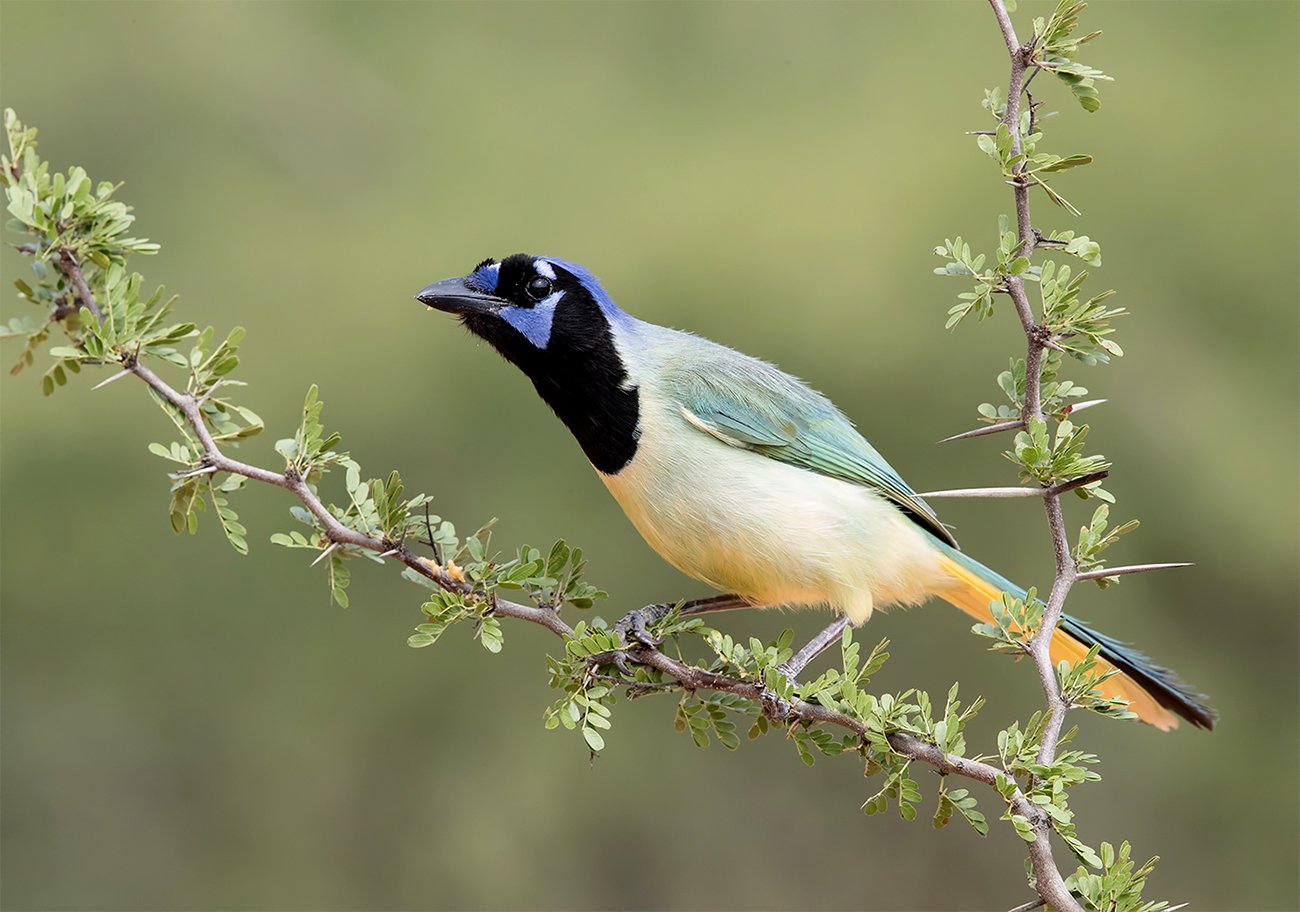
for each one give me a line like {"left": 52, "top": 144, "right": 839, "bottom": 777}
{"left": 781, "top": 615, "right": 849, "bottom": 679}
{"left": 1007, "top": 899, "right": 1046, "bottom": 912}
{"left": 55, "top": 247, "right": 104, "bottom": 325}
{"left": 196, "top": 379, "right": 226, "bottom": 407}
{"left": 124, "top": 356, "right": 574, "bottom": 639}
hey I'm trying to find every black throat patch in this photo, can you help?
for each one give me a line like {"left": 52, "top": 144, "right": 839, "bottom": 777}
{"left": 462, "top": 264, "right": 640, "bottom": 475}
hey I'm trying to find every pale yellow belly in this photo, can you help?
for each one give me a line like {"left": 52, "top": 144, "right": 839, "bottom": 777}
{"left": 598, "top": 414, "right": 946, "bottom": 625}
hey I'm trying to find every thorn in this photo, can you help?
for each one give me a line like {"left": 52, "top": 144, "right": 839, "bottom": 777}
{"left": 1076, "top": 562, "right": 1194, "bottom": 583}
{"left": 311, "top": 542, "right": 340, "bottom": 566}
{"left": 423, "top": 502, "right": 442, "bottom": 566}
{"left": 92, "top": 369, "right": 131, "bottom": 390}
{"left": 378, "top": 548, "right": 398, "bottom": 558}
{"left": 171, "top": 465, "right": 218, "bottom": 479}
{"left": 938, "top": 419, "right": 1023, "bottom": 443}
{"left": 919, "top": 471, "right": 1106, "bottom": 500}
{"left": 918, "top": 485, "right": 1046, "bottom": 499}
{"left": 938, "top": 399, "right": 1107, "bottom": 444}
{"left": 1065, "top": 398, "right": 1107, "bottom": 414}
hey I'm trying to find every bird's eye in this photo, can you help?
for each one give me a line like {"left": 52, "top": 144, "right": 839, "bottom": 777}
{"left": 525, "top": 276, "right": 553, "bottom": 300}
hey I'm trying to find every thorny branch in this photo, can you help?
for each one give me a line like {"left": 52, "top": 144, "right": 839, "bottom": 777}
{"left": 984, "top": 1, "right": 1082, "bottom": 908}
{"left": 127, "top": 354, "right": 573, "bottom": 639}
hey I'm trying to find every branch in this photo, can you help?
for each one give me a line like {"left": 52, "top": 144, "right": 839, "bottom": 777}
{"left": 55, "top": 247, "right": 104, "bottom": 325}
{"left": 985, "top": 2, "right": 1085, "bottom": 909}
{"left": 124, "top": 354, "right": 576, "bottom": 640}
{"left": 611, "top": 642, "right": 1049, "bottom": 816}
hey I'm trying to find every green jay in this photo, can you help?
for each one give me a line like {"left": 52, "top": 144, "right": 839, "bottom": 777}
{"left": 417, "top": 254, "right": 1214, "bottom": 730}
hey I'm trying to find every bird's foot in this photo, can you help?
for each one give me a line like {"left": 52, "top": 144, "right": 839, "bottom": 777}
{"left": 613, "top": 602, "right": 674, "bottom": 649}
{"left": 759, "top": 684, "right": 794, "bottom": 722}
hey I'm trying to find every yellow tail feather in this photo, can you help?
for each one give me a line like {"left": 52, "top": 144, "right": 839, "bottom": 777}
{"left": 936, "top": 555, "right": 1178, "bottom": 731}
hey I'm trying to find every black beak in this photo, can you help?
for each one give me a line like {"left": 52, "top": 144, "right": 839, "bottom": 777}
{"left": 415, "top": 277, "right": 505, "bottom": 316}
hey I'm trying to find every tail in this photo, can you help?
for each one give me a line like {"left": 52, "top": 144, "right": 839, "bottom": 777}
{"left": 933, "top": 542, "right": 1216, "bottom": 731}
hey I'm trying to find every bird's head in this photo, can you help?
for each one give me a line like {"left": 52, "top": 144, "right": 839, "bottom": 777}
{"left": 416, "top": 253, "right": 627, "bottom": 362}
{"left": 416, "top": 254, "right": 641, "bottom": 474}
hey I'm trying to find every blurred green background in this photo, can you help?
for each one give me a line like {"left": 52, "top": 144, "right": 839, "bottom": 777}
{"left": 2, "top": 2, "right": 1297, "bottom": 910}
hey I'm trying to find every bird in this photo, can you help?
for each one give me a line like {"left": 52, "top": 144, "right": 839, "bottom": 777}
{"left": 416, "top": 253, "right": 1215, "bottom": 731}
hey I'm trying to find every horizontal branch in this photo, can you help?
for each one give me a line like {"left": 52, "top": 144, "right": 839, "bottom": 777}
{"left": 123, "top": 358, "right": 576, "bottom": 639}
{"left": 621, "top": 644, "right": 1036, "bottom": 799}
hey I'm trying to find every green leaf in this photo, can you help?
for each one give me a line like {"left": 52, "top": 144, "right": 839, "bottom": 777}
{"left": 1037, "top": 153, "right": 1093, "bottom": 173}
{"left": 479, "top": 616, "right": 504, "bottom": 653}
{"left": 1011, "top": 814, "right": 1038, "bottom": 842}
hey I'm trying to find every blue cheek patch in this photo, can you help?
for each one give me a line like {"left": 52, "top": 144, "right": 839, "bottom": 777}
{"left": 502, "top": 292, "right": 563, "bottom": 349}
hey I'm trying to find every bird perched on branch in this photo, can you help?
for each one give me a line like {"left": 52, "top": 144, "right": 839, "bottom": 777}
{"left": 417, "top": 254, "right": 1214, "bottom": 731}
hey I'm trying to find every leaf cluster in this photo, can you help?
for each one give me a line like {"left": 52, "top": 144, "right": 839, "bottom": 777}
{"left": 1066, "top": 841, "right": 1177, "bottom": 912}
{"left": 1030, "top": 0, "right": 1112, "bottom": 113}
{"left": 978, "top": 351, "right": 1090, "bottom": 424}
{"left": 1074, "top": 505, "right": 1140, "bottom": 587}
{"left": 1007, "top": 416, "right": 1110, "bottom": 499}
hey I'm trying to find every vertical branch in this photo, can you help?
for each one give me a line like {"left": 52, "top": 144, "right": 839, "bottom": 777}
{"left": 985, "top": 2, "right": 1084, "bottom": 910}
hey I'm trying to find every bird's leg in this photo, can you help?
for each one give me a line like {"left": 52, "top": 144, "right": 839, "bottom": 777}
{"left": 613, "top": 593, "right": 754, "bottom": 648}
{"left": 761, "top": 615, "right": 851, "bottom": 721}
{"left": 780, "top": 615, "right": 851, "bottom": 680}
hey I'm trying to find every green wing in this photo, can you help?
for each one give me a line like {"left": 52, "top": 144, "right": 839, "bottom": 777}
{"left": 659, "top": 345, "right": 958, "bottom": 548}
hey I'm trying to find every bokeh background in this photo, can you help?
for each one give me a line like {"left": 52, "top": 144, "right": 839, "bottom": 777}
{"left": 2, "top": 2, "right": 1297, "bottom": 910}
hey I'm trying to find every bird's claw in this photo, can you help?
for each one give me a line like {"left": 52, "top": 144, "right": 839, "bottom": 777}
{"left": 759, "top": 686, "right": 793, "bottom": 722}
{"left": 613, "top": 602, "right": 672, "bottom": 649}
{"left": 611, "top": 650, "right": 633, "bottom": 676}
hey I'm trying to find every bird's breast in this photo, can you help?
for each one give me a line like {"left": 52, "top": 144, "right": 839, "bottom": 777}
{"left": 597, "top": 394, "right": 945, "bottom": 621}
